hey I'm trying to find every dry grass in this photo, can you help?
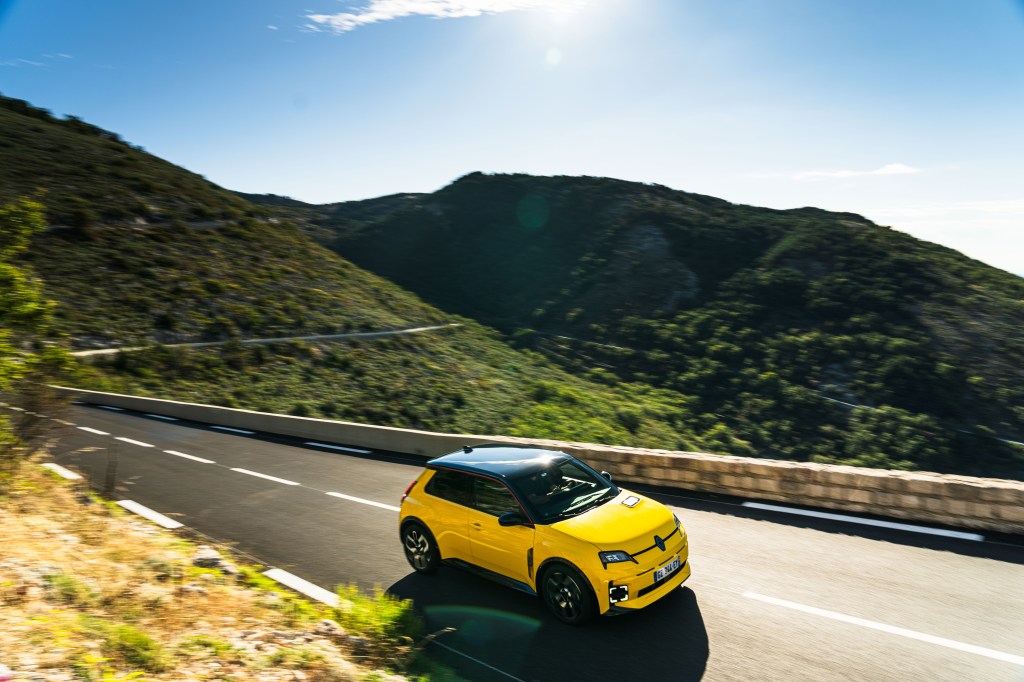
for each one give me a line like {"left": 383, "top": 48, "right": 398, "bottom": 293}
{"left": 0, "top": 461, "right": 440, "bottom": 682}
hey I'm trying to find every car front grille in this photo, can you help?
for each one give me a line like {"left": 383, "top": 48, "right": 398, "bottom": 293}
{"left": 630, "top": 525, "right": 680, "bottom": 559}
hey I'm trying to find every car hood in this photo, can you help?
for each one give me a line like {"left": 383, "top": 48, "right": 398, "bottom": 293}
{"left": 550, "top": 489, "right": 677, "bottom": 553}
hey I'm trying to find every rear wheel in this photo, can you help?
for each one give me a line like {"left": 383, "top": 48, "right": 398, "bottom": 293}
{"left": 540, "top": 562, "right": 596, "bottom": 625}
{"left": 401, "top": 522, "right": 439, "bottom": 574}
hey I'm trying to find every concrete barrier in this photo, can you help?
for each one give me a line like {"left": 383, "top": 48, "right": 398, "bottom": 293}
{"left": 55, "top": 387, "right": 1024, "bottom": 534}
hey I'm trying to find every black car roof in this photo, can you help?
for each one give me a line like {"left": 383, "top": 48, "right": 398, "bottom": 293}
{"left": 428, "top": 444, "right": 571, "bottom": 482}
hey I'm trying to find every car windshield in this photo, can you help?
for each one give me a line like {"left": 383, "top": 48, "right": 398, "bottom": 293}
{"left": 513, "top": 457, "right": 618, "bottom": 523}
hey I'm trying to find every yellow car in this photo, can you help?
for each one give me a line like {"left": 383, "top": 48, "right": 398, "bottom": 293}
{"left": 398, "top": 444, "right": 690, "bottom": 624}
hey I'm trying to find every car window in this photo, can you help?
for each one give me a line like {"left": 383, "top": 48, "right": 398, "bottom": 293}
{"left": 472, "top": 477, "right": 520, "bottom": 517}
{"left": 513, "top": 457, "right": 616, "bottom": 523}
{"left": 424, "top": 469, "right": 472, "bottom": 506}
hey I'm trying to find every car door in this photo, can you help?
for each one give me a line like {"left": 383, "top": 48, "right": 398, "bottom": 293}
{"left": 468, "top": 476, "right": 535, "bottom": 586}
{"left": 421, "top": 469, "right": 472, "bottom": 561}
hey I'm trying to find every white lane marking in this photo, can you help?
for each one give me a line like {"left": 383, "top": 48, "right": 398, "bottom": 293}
{"left": 8, "top": 406, "right": 24, "bottom": 411}
{"left": 55, "top": 419, "right": 76, "bottom": 426}
{"left": 115, "top": 437, "right": 154, "bottom": 448}
{"left": 742, "top": 502, "right": 985, "bottom": 542}
{"left": 305, "top": 441, "right": 371, "bottom": 454}
{"left": 262, "top": 569, "right": 340, "bottom": 607}
{"left": 116, "top": 500, "right": 183, "bottom": 529}
{"left": 212, "top": 425, "right": 255, "bottom": 435}
{"left": 326, "top": 491, "right": 400, "bottom": 512}
{"left": 744, "top": 592, "right": 1024, "bottom": 667}
{"left": 77, "top": 426, "right": 109, "bottom": 436}
{"left": 97, "top": 405, "right": 124, "bottom": 411}
{"left": 164, "top": 450, "right": 215, "bottom": 464}
{"left": 430, "top": 640, "right": 527, "bottom": 682}
{"left": 145, "top": 413, "right": 179, "bottom": 421}
{"left": 42, "top": 463, "right": 82, "bottom": 480}
{"left": 230, "top": 468, "right": 299, "bottom": 486}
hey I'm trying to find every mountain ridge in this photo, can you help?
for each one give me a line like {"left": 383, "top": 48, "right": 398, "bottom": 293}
{"left": 245, "top": 172, "right": 1024, "bottom": 477}
{"left": 2, "top": 92, "right": 1020, "bottom": 478}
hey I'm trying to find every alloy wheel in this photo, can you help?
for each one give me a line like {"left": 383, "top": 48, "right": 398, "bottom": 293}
{"left": 404, "top": 527, "right": 431, "bottom": 570}
{"left": 544, "top": 569, "right": 582, "bottom": 620}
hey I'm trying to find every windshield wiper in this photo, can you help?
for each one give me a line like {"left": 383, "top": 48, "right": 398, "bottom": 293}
{"left": 546, "top": 489, "right": 616, "bottom": 521}
{"left": 580, "top": 488, "right": 616, "bottom": 512}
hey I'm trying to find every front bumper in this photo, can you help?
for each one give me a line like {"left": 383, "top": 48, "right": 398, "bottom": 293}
{"left": 604, "top": 558, "right": 691, "bottom": 615}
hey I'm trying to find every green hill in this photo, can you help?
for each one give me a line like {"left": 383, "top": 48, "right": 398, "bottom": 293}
{"left": 0, "top": 94, "right": 447, "bottom": 347}
{"left": 5, "top": 92, "right": 1020, "bottom": 478}
{"left": 248, "top": 173, "right": 1024, "bottom": 478}
{"left": 0, "top": 95, "right": 706, "bottom": 453}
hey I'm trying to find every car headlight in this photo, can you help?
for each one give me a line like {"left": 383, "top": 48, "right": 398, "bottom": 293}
{"left": 674, "top": 513, "right": 682, "bottom": 530}
{"left": 599, "top": 550, "right": 636, "bottom": 567}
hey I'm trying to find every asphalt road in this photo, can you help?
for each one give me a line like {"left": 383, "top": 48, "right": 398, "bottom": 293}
{"left": 38, "top": 404, "right": 1024, "bottom": 682}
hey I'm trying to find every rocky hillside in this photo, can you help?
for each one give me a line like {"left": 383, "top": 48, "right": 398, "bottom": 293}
{"left": 0, "top": 94, "right": 446, "bottom": 348}
{"left": 249, "top": 173, "right": 1024, "bottom": 478}
{"left": 0, "top": 96, "right": 709, "bottom": 455}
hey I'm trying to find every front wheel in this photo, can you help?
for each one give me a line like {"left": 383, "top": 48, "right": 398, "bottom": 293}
{"left": 540, "top": 562, "right": 596, "bottom": 625}
{"left": 401, "top": 522, "right": 439, "bottom": 574}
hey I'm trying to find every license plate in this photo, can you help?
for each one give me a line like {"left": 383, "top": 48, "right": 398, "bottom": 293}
{"left": 654, "top": 556, "right": 680, "bottom": 582}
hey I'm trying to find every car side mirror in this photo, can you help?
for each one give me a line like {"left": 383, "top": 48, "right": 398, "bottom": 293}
{"left": 601, "top": 471, "right": 613, "bottom": 481}
{"left": 498, "top": 511, "right": 527, "bottom": 527}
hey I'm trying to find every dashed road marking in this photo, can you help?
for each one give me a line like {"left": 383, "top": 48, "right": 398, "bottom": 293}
{"left": 77, "top": 426, "right": 109, "bottom": 436}
{"left": 326, "top": 491, "right": 400, "bottom": 512}
{"left": 744, "top": 592, "right": 1024, "bottom": 667}
{"left": 54, "top": 419, "right": 76, "bottom": 426}
{"left": 115, "top": 437, "right": 154, "bottom": 448}
{"left": 116, "top": 500, "right": 183, "bottom": 529}
{"left": 42, "top": 463, "right": 82, "bottom": 480}
{"left": 305, "top": 441, "right": 371, "bottom": 454}
{"left": 262, "top": 569, "right": 340, "bottom": 606}
{"left": 230, "top": 468, "right": 299, "bottom": 486}
{"left": 741, "top": 502, "right": 985, "bottom": 541}
{"left": 164, "top": 450, "right": 215, "bottom": 464}
{"left": 212, "top": 425, "right": 255, "bottom": 435}
{"left": 98, "top": 405, "right": 124, "bottom": 411}
{"left": 145, "top": 413, "right": 179, "bottom": 421}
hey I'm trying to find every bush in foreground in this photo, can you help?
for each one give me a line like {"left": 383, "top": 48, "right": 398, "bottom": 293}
{"left": 0, "top": 464, "right": 461, "bottom": 681}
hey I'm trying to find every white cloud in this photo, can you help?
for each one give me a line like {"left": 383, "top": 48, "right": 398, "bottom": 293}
{"left": 307, "top": 0, "right": 585, "bottom": 33}
{"left": 267, "top": 24, "right": 279, "bottom": 30}
{"left": 795, "top": 163, "right": 922, "bottom": 181}
{"left": 2, "top": 53, "right": 74, "bottom": 68}
{"left": 0, "top": 58, "right": 44, "bottom": 67}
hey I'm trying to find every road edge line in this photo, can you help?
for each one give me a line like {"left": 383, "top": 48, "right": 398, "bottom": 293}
{"left": 262, "top": 568, "right": 340, "bottom": 607}
{"left": 41, "top": 463, "right": 82, "bottom": 480}
{"left": 116, "top": 500, "right": 183, "bottom": 529}
{"left": 742, "top": 501, "right": 985, "bottom": 541}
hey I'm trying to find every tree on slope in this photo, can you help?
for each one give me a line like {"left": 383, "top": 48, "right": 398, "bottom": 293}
{"left": 0, "top": 199, "right": 69, "bottom": 482}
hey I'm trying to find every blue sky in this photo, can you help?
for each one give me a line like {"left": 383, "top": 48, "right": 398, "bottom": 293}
{"left": 2, "top": 0, "right": 1022, "bottom": 274}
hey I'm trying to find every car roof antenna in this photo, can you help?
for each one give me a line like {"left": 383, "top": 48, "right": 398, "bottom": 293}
{"left": 462, "top": 445, "right": 473, "bottom": 453}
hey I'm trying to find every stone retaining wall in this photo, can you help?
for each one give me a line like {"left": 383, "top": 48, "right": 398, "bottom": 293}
{"left": 54, "top": 387, "right": 1024, "bottom": 534}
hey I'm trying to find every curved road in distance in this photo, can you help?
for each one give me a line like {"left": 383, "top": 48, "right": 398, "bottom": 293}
{"left": 43, "top": 404, "right": 1024, "bottom": 682}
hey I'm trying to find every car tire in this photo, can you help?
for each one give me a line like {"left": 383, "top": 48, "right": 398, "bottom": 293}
{"left": 540, "top": 562, "right": 596, "bottom": 625}
{"left": 401, "top": 521, "right": 440, "bottom": 574}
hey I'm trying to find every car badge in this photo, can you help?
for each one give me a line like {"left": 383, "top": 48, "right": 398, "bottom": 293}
{"left": 654, "top": 535, "right": 665, "bottom": 551}
{"left": 622, "top": 495, "right": 640, "bottom": 507}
